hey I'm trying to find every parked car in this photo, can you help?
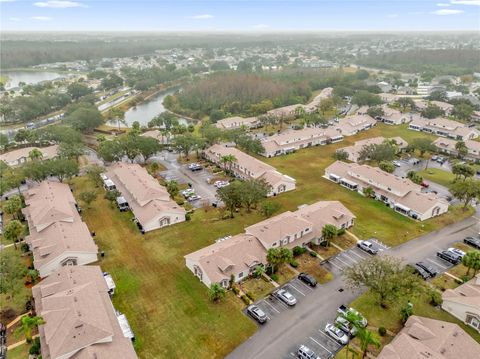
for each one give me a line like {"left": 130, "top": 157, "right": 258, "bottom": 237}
{"left": 420, "top": 181, "right": 429, "bottom": 188}
{"left": 409, "top": 264, "right": 430, "bottom": 280}
{"left": 297, "top": 345, "right": 320, "bottom": 359}
{"left": 415, "top": 262, "right": 438, "bottom": 277}
{"left": 325, "top": 323, "right": 349, "bottom": 345}
{"left": 447, "top": 247, "right": 466, "bottom": 259}
{"left": 436, "top": 156, "right": 446, "bottom": 164}
{"left": 214, "top": 180, "right": 229, "bottom": 188}
{"left": 437, "top": 250, "right": 461, "bottom": 265}
{"left": 246, "top": 305, "right": 267, "bottom": 324}
{"left": 357, "top": 240, "right": 378, "bottom": 255}
{"left": 337, "top": 305, "right": 367, "bottom": 327}
{"left": 409, "top": 158, "right": 420, "bottom": 165}
{"left": 181, "top": 189, "right": 195, "bottom": 198}
{"left": 298, "top": 272, "right": 317, "bottom": 287}
{"left": 188, "top": 163, "right": 203, "bottom": 171}
{"left": 431, "top": 155, "right": 438, "bottom": 161}
{"left": 335, "top": 316, "right": 358, "bottom": 337}
{"left": 393, "top": 160, "right": 402, "bottom": 167}
{"left": 274, "top": 288, "right": 297, "bottom": 306}
{"left": 464, "top": 236, "right": 480, "bottom": 249}
{"left": 187, "top": 194, "right": 202, "bottom": 202}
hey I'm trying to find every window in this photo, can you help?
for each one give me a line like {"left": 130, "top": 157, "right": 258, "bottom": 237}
{"left": 238, "top": 272, "right": 244, "bottom": 278}
{"left": 272, "top": 242, "right": 277, "bottom": 247}
{"left": 305, "top": 228, "right": 309, "bottom": 232}
{"left": 466, "top": 315, "right": 480, "bottom": 330}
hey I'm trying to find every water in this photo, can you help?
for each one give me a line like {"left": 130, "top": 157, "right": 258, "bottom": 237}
{"left": 107, "top": 88, "right": 188, "bottom": 128}
{"left": 3, "top": 70, "right": 65, "bottom": 90}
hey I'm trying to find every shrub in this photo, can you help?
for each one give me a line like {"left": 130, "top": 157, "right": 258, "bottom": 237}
{"left": 232, "top": 286, "right": 240, "bottom": 295}
{"left": 309, "top": 251, "right": 317, "bottom": 257}
{"left": 461, "top": 275, "right": 470, "bottom": 283}
{"left": 337, "top": 228, "right": 346, "bottom": 236}
{"left": 429, "top": 289, "right": 443, "bottom": 306}
{"left": 29, "top": 337, "right": 41, "bottom": 355}
{"left": 21, "top": 243, "right": 30, "bottom": 253}
{"left": 176, "top": 199, "right": 185, "bottom": 206}
{"left": 246, "top": 291, "right": 255, "bottom": 301}
{"left": 240, "top": 295, "right": 250, "bottom": 305}
{"left": 290, "top": 259, "right": 299, "bottom": 268}
{"left": 378, "top": 327, "right": 387, "bottom": 337}
{"left": 292, "top": 246, "right": 307, "bottom": 257}
{"left": 270, "top": 273, "right": 279, "bottom": 282}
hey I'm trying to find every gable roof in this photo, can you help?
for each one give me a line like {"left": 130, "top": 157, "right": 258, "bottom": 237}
{"left": 442, "top": 274, "right": 480, "bottom": 309}
{"left": 0, "top": 145, "right": 59, "bottom": 165}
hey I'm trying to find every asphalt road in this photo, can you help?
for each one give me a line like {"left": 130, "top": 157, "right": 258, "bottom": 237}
{"left": 227, "top": 207, "right": 480, "bottom": 359}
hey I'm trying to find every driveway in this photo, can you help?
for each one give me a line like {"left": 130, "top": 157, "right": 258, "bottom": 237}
{"left": 150, "top": 151, "right": 218, "bottom": 208}
{"left": 227, "top": 207, "right": 480, "bottom": 359}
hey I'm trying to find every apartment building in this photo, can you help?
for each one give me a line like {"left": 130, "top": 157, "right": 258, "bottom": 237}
{"left": 215, "top": 116, "right": 259, "bottom": 130}
{"left": 434, "top": 137, "right": 480, "bottom": 162}
{"left": 337, "top": 136, "right": 407, "bottom": 163}
{"left": 0, "top": 145, "right": 59, "bottom": 167}
{"left": 409, "top": 117, "right": 479, "bottom": 141}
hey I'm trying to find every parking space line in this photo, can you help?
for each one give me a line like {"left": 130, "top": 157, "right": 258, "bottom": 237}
{"left": 286, "top": 283, "right": 305, "bottom": 297}
{"left": 325, "top": 260, "right": 344, "bottom": 271}
{"left": 340, "top": 253, "right": 358, "bottom": 264}
{"left": 289, "top": 352, "right": 296, "bottom": 358}
{"left": 271, "top": 297, "right": 290, "bottom": 310}
{"left": 263, "top": 299, "right": 280, "bottom": 313}
{"left": 427, "top": 258, "right": 448, "bottom": 269}
{"left": 309, "top": 336, "right": 332, "bottom": 355}
{"left": 349, "top": 250, "right": 369, "bottom": 259}
{"left": 318, "top": 330, "right": 341, "bottom": 347}
{"left": 333, "top": 256, "right": 351, "bottom": 267}
{"left": 294, "top": 279, "right": 314, "bottom": 291}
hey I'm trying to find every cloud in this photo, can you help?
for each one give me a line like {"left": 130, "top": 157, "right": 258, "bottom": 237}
{"left": 34, "top": 1, "right": 87, "bottom": 8}
{"left": 431, "top": 8, "right": 464, "bottom": 14}
{"left": 188, "top": 14, "right": 214, "bottom": 20}
{"left": 31, "top": 16, "right": 53, "bottom": 21}
{"left": 0, "top": 0, "right": 17, "bottom": 2}
{"left": 252, "top": 24, "right": 270, "bottom": 29}
{"left": 450, "top": 0, "right": 480, "bottom": 5}
{"left": 386, "top": 14, "right": 399, "bottom": 18}
{"left": 437, "top": 2, "right": 451, "bottom": 6}
{"left": 9, "top": 17, "right": 21, "bottom": 21}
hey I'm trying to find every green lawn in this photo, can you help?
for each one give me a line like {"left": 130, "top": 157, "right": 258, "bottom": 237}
{"left": 418, "top": 168, "right": 456, "bottom": 187}
{"left": 261, "top": 124, "right": 472, "bottom": 246}
{"left": 239, "top": 277, "right": 275, "bottom": 301}
{"left": 70, "top": 177, "right": 259, "bottom": 359}
{"left": 6, "top": 343, "right": 30, "bottom": 359}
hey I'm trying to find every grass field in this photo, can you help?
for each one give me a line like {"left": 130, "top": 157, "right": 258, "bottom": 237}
{"left": 6, "top": 343, "right": 29, "bottom": 359}
{"left": 418, "top": 168, "right": 456, "bottom": 187}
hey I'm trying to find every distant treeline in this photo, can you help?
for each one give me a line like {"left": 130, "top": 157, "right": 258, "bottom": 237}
{"left": 357, "top": 49, "right": 480, "bottom": 76}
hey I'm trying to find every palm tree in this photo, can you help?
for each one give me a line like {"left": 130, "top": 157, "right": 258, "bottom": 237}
{"left": 3, "top": 195, "right": 23, "bottom": 220}
{"left": 107, "top": 107, "right": 126, "bottom": 131}
{"left": 220, "top": 154, "right": 236, "bottom": 174}
{"left": 17, "top": 315, "right": 45, "bottom": 343}
{"left": 28, "top": 148, "right": 43, "bottom": 161}
{"left": 322, "top": 224, "right": 338, "bottom": 247}
{"left": 3, "top": 220, "right": 25, "bottom": 250}
{"left": 209, "top": 283, "right": 226, "bottom": 302}
{"left": 337, "top": 310, "right": 364, "bottom": 359}
{"left": 357, "top": 327, "right": 381, "bottom": 359}
{"left": 254, "top": 265, "right": 266, "bottom": 278}
{"left": 462, "top": 251, "right": 480, "bottom": 277}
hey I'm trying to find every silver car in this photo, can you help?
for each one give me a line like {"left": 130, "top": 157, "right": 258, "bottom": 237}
{"left": 447, "top": 247, "right": 466, "bottom": 259}
{"left": 297, "top": 345, "right": 320, "bottom": 359}
{"left": 335, "top": 316, "right": 358, "bottom": 337}
{"left": 274, "top": 288, "right": 297, "bottom": 306}
{"left": 325, "top": 323, "right": 349, "bottom": 345}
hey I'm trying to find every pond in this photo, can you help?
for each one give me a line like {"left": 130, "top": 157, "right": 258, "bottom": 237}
{"left": 2, "top": 70, "right": 65, "bottom": 90}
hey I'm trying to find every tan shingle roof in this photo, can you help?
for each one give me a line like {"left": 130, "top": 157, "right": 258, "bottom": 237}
{"left": 32, "top": 266, "right": 137, "bottom": 359}
{"left": 378, "top": 316, "right": 480, "bottom": 359}
{"left": 0, "top": 145, "right": 58, "bottom": 165}
{"left": 338, "top": 136, "right": 407, "bottom": 162}
{"left": 442, "top": 274, "right": 480, "bottom": 309}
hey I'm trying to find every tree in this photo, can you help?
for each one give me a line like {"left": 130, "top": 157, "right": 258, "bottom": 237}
{"left": 0, "top": 251, "right": 27, "bottom": 298}
{"left": 67, "top": 104, "right": 104, "bottom": 133}
{"left": 334, "top": 150, "right": 349, "bottom": 161}
{"left": 239, "top": 179, "right": 270, "bottom": 212}
{"left": 358, "top": 143, "right": 397, "bottom": 163}
{"left": 17, "top": 315, "right": 45, "bottom": 343}
{"left": 449, "top": 178, "right": 480, "bottom": 209}
{"left": 266, "top": 247, "right": 293, "bottom": 273}
{"left": 343, "top": 256, "right": 425, "bottom": 307}
{"left": 216, "top": 181, "right": 242, "bottom": 218}
{"left": 462, "top": 251, "right": 480, "bottom": 277}
{"left": 209, "top": 283, "right": 226, "bottom": 302}
{"left": 409, "top": 138, "right": 435, "bottom": 157}
{"left": 260, "top": 201, "right": 281, "bottom": 218}
{"left": 172, "top": 134, "right": 202, "bottom": 159}
{"left": 396, "top": 97, "right": 416, "bottom": 112}
{"left": 337, "top": 310, "right": 365, "bottom": 359}
{"left": 363, "top": 186, "right": 375, "bottom": 198}
{"left": 367, "top": 106, "right": 385, "bottom": 119}
{"left": 98, "top": 139, "right": 123, "bottom": 162}
{"left": 67, "top": 82, "right": 92, "bottom": 100}
{"left": 28, "top": 148, "right": 43, "bottom": 161}
{"left": 0, "top": 133, "right": 9, "bottom": 150}
{"left": 86, "top": 165, "right": 104, "bottom": 188}
{"left": 58, "top": 142, "right": 85, "bottom": 160}
{"left": 22, "top": 161, "right": 49, "bottom": 182}
{"left": 407, "top": 170, "right": 423, "bottom": 185}
{"left": 379, "top": 161, "right": 395, "bottom": 173}
{"left": 452, "top": 163, "right": 475, "bottom": 181}
{"left": 3, "top": 195, "right": 23, "bottom": 220}
{"left": 136, "top": 136, "right": 161, "bottom": 162}
{"left": 50, "top": 158, "right": 79, "bottom": 182}
{"left": 79, "top": 190, "right": 97, "bottom": 208}
{"left": 319, "top": 98, "right": 334, "bottom": 115}
{"left": 253, "top": 265, "right": 266, "bottom": 278}
{"left": 357, "top": 327, "right": 381, "bottom": 359}
{"left": 166, "top": 180, "right": 179, "bottom": 199}
{"left": 101, "top": 73, "right": 123, "bottom": 90}
{"left": 220, "top": 154, "right": 237, "bottom": 174}
{"left": 455, "top": 141, "right": 468, "bottom": 159}
{"left": 452, "top": 103, "right": 474, "bottom": 121}
{"left": 107, "top": 107, "right": 126, "bottom": 131}
{"left": 3, "top": 220, "right": 25, "bottom": 247}
{"left": 421, "top": 104, "right": 444, "bottom": 119}
{"left": 351, "top": 91, "right": 382, "bottom": 107}
{"left": 321, "top": 224, "right": 338, "bottom": 247}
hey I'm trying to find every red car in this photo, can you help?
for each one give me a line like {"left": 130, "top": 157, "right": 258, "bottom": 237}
{"left": 420, "top": 181, "right": 429, "bottom": 188}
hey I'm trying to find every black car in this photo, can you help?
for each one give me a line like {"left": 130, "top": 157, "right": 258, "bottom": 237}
{"left": 298, "top": 272, "right": 317, "bottom": 287}
{"left": 464, "top": 236, "right": 480, "bottom": 249}
{"left": 437, "top": 250, "right": 461, "bottom": 265}
{"left": 409, "top": 264, "right": 431, "bottom": 280}
{"left": 416, "top": 262, "right": 438, "bottom": 277}
{"left": 246, "top": 305, "right": 267, "bottom": 324}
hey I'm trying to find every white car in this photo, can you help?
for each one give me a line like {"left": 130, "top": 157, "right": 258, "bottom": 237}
{"left": 447, "top": 247, "right": 466, "bottom": 259}
{"left": 325, "top": 323, "right": 349, "bottom": 345}
{"left": 181, "top": 189, "right": 195, "bottom": 197}
{"left": 214, "top": 180, "right": 229, "bottom": 188}
{"left": 274, "top": 288, "right": 297, "bottom": 306}
{"left": 393, "top": 160, "right": 402, "bottom": 167}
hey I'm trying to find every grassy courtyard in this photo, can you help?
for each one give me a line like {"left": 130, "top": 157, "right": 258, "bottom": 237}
{"left": 418, "top": 168, "right": 456, "bottom": 187}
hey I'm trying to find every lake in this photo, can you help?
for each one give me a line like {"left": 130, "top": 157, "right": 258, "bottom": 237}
{"left": 107, "top": 87, "right": 188, "bottom": 128}
{"left": 3, "top": 70, "right": 65, "bottom": 90}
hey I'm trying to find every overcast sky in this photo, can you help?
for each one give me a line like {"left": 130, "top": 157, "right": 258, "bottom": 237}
{"left": 1, "top": 0, "right": 479, "bottom": 32}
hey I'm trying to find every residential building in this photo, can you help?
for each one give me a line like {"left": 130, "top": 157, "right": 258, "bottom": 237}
{"left": 0, "top": 144, "right": 59, "bottom": 167}
{"left": 185, "top": 201, "right": 355, "bottom": 288}
{"left": 409, "top": 117, "right": 479, "bottom": 140}
{"left": 32, "top": 266, "right": 138, "bottom": 359}
{"left": 304, "top": 87, "right": 333, "bottom": 112}
{"left": 380, "top": 105, "right": 415, "bottom": 125}
{"left": 377, "top": 316, "right": 480, "bottom": 359}
{"left": 442, "top": 274, "right": 480, "bottom": 332}
{"left": 267, "top": 104, "right": 304, "bottom": 119}
{"left": 337, "top": 136, "right": 408, "bottom": 163}
{"left": 141, "top": 129, "right": 167, "bottom": 143}
{"left": 434, "top": 137, "right": 480, "bottom": 162}
{"left": 260, "top": 127, "right": 343, "bottom": 157}
{"left": 334, "top": 114, "right": 376, "bottom": 136}
{"left": 106, "top": 162, "right": 186, "bottom": 232}
{"left": 22, "top": 181, "right": 98, "bottom": 277}
{"left": 324, "top": 161, "right": 448, "bottom": 220}
{"left": 204, "top": 144, "right": 295, "bottom": 196}
{"left": 379, "top": 93, "right": 401, "bottom": 103}
{"left": 215, "top": 116, "right": 259, "bottom": 130}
